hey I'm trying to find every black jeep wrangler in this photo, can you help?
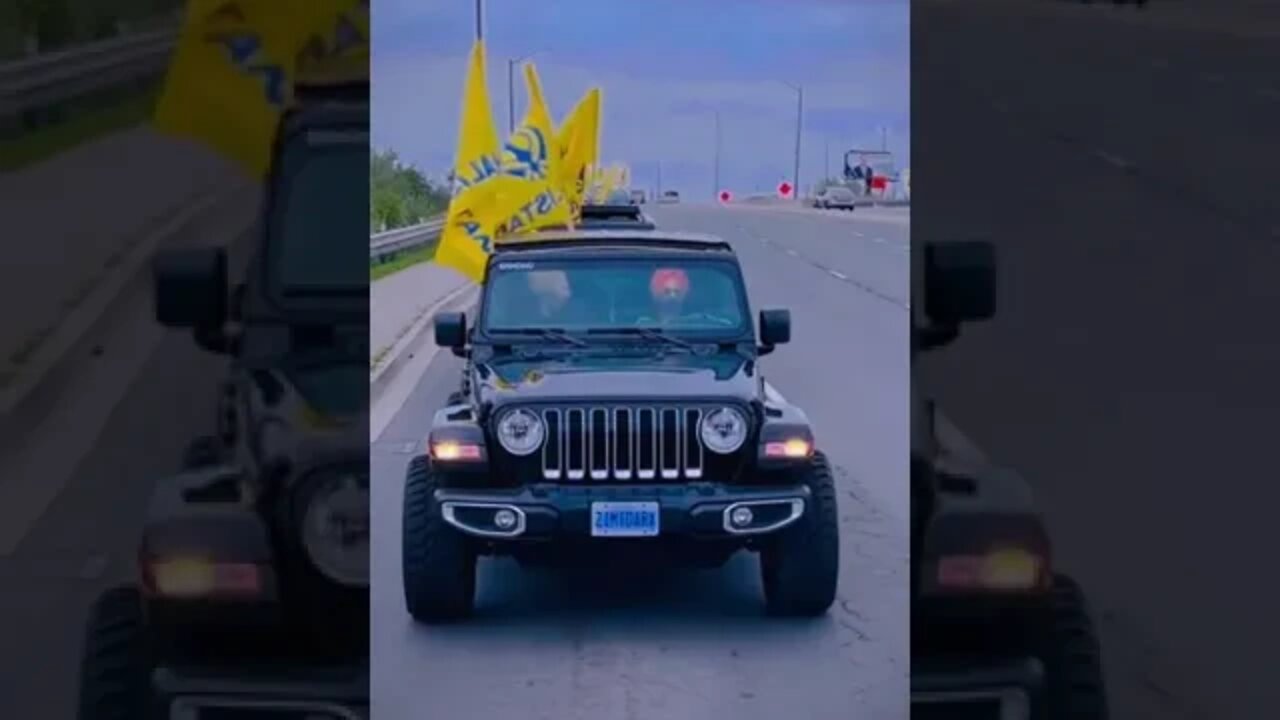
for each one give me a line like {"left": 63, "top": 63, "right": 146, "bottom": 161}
{"left": 75, "top": 83, "right": 371, "bottom": 720}
{"left": 576, "top": 201, "right": 656, "bottom": 231}
{"left": 911, "top": 241, "right": 1108, "bottom": 719}
{"left": 402, "top": 228, "right": 840, "bottom": 622}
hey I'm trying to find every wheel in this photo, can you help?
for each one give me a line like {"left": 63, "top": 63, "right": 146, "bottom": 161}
{"left": 77, "top": 586, "right": 150, "bottom": 720}
{"left": 1036, "top": 574, "right": 1110, "bottom": 719}
{"left": 760, "top": 451, "right": 840, "bottom": 616}
{"left": 446, "top": 390, "right": 466, "bottom": 406}
{"left": 402, "top": 455, "right": 477, "bottom": 622}
{"left": 181, "top": 435, "right": 223, "bottom": 468}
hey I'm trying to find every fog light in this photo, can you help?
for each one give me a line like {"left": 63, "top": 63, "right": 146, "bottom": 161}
{"left": 493, "top": 509, "right": 518, "bottom": 530}
{"left": 730, "top": 506, "right": 754, "bottom": 527}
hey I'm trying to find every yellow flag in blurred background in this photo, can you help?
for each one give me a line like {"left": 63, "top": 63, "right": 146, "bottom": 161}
{"left": 153, "top": 0, "right": 338, "bottom": 178}
{"left": 555, "top": 87, "right": 600, "bottom": 216}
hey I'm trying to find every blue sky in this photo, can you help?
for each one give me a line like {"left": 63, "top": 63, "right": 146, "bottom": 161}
{"left": 373, "top": 0, "right": 909, "bottom": 199}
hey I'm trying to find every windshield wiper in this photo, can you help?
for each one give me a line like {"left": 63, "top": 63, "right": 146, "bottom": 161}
{"left": 584, "top": 327, "right": 699, "bottom": 350}
{"left": 486, "top": 327, "right": 588, "bottom": 347}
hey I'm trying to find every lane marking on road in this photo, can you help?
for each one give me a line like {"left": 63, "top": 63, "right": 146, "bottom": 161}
{"left": 370, "top": 277, "right": 473, "bottom": 383}
{"left": 765, "top": 240, "right": 909, "bottom": 311}
{"left": 371, "top": 285, "right": 481, "bottom": 442}
{"left": 0, "top": 194, "right": 220, "bottom": 417}
{"left": 853, "top": 231, "right": 864, "bottom": 237}
{"left": 0, "top": 195, "right": 247, "bottom": 557}
{"left": 873, "top": 237, "right": 885, "bottom": 244}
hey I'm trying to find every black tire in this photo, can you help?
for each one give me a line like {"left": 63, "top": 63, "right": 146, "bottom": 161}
{"left": 446, "top": 390, "right": 466, "bottom": 406}
{"left": 1037, "top": 574, "right": 1110, "bottom": 719}
{"left": 77, "top": 586, "right": 150, "bottom": 720}
{"left": 181, "top": 435, "right": 222, "bottom": 469}
{"left": 760, "top": 451, "right": 840, "bottom": 616}
{"left": 402, "top": 455, "right": 477, "bottom": 622}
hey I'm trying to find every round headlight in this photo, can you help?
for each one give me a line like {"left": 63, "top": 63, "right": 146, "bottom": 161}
{"left": 496, "top": 409, "right": 545, "bottom": 456}
{"left": 700, "top": 406, "right": 748, "bottom": 454}
{"left": 299, "top": 474, "right": 370, "bottom": 587}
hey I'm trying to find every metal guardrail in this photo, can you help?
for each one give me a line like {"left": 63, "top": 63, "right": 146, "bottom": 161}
{"left": 0, "top": 27, "right": 177, "bottom": 118}
{"left": 369, "top": 217, "right": 446, "bottom": 263}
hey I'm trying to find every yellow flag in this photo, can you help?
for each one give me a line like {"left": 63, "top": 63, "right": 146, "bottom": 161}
{"left": 555, "top": 87, "right": 600, "bottom": 216}
{"left": 433, "top": 39, "right": 511, "bottom": 284}
{"left": 493, "top": 63, "right": 572, "bottom": 235}
{"left": 153, "top": 0, "right": 329, "bottom": 178}
{"left": 598, "top": 163, "right": 621, "bottom": 199}
{"left": 297, "top": 0, "right": 370, "bottom": 85}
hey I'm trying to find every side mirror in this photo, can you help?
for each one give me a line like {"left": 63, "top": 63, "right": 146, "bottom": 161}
{"left": 758, "top": 309, "right": 791, "bottom": 355}
{"left": 153, "top": 247, "right": 228, "bottom": 330}
{"left": 923, "top": 241, "right": 996, "bottom": 325}
{"left": 434, "top": 311, "right": 467, "bottom": 355}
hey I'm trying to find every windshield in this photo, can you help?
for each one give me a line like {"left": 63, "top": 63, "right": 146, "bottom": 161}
{"left": 482, "top": 258, "right": 749, "bottom": 335}
{"left": 266, "top": 130, "right": 369, "bottom": 298}
{"left": 606, "top": 190, "right": 632, "bottom": 204}
{"left": 828, "top": 187, "right": 855, "bottom": 199}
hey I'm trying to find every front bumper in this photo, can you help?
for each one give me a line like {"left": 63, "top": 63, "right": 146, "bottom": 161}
{"left": 153, "top": 662, "right": 367, "bottom": 719}
{"left": 911, "top": 656, "right": 1044, "bottom": 719}
{"left": 434, "top": 482, "right": 810, "bottom": 543}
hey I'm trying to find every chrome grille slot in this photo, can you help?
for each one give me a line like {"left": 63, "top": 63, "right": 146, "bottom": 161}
{"left": 589, "top": 408, "right": 609, "bottom": 480}
{"left": 684, "top": 408, "right": 703, "bottom": 479}
{"left": 541, "top": 409, "right": 562, "bottom": 480}
{"left": 614, "top": 408, "right": 633, "bottom": 480}
{"left": 660, "top": 408, "right": 680, "bottom": 479}
{"left": 566, "top": 408, "right": 586, "bottom": 480}
{"left": 637, "top": 408, "right": 656, "bottom": 479}
{"left": 528, "top": 404, "right": 730, "bottom": 481}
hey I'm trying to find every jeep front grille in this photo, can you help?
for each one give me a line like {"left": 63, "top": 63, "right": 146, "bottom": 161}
{"left": 538, "top": 406, "right": 706, "bottom": 481}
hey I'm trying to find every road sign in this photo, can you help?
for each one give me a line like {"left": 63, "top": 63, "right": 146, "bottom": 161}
{"left": 718, "top": 190, "right": 732, "bottom": 203}
{"left": 777, "top": 181, "right": 793, "bottom": 198}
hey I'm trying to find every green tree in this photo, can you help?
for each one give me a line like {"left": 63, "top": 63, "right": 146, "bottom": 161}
{"left": 370, "top": 148, "right": 449, "bottom": 232}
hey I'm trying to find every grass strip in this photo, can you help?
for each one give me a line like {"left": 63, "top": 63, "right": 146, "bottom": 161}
{"left": 0, "top": 87, "right": 159, "bottom": 171}
{"left": 370, "top": 240, "right": 438, "bottom": 282}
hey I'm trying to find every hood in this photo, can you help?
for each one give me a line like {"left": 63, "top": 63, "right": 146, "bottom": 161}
{"left": 474, "top": 351, "right": 760, "bottom": 405}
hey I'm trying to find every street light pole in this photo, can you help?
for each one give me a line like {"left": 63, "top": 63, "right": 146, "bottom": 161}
{"left": 713, "top": 110, "right": 721, "bottom": 200}
{"left": 824, "top": 137, "right": 829, "bottom": 182}
{"left": 782, "top": 82, "right": 803, "bottom": 201}
{"left": 507, "top": 53, "right": 540, "bottom": 132}
{"left": 793, "top": 86, "right": 803, "bottom": 200}
{"left": 507, "top": 58, "right": 516, "bottom": 132}
{"left": 474, "top": 0, "right": 483, "bottom": 40}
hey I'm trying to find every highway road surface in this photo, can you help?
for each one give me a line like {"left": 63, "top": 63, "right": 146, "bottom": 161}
{"left": 369, "top": 203, "right": 912, "bottom": 720}
{"left": 0, "top": 184, "right": 258, "bottom": 717}
{"left": 915, "top": 1, "right": 1280, "bottom": 717}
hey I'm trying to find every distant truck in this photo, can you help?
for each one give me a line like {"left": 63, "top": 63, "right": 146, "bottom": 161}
{"left": 630, "top": 189, "right": 646, "bottom": 204}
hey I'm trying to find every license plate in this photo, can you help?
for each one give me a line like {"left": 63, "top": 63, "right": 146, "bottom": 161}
{"left": 590, "top": 502, "right": 659, "bottom": 537}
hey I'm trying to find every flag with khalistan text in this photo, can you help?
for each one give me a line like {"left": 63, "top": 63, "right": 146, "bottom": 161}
{"left": 153, "top": 0, "right": 339, "bottom": 178}
{"left": 492, "top": 62, "right": 573, "bottom": 237}
{"left": 433, "top": 38, "right": 518, "bottom": 283}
